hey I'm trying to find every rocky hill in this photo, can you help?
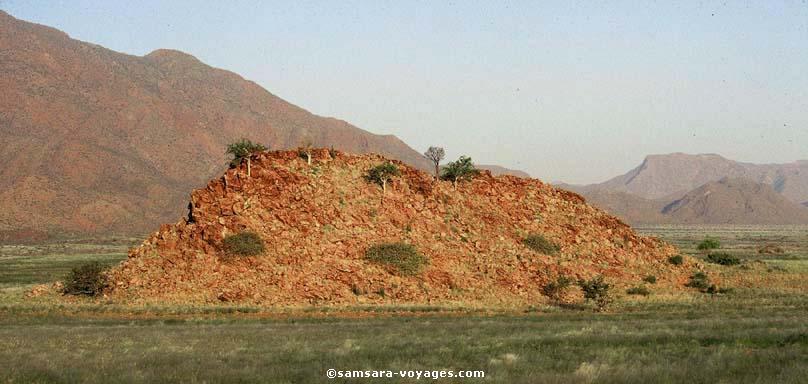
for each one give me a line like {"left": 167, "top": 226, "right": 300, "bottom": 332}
{"left": 660, "top": 178, "right": 808, "bottom": 225}
{"left": 107, "top": 150, "right": 685, "bottom": 306}
{"left": 0, "top": 11, "right": 440, "bottom": 240}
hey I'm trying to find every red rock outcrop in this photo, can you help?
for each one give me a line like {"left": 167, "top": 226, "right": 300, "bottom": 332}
{"left": 108, "top": 150, "right": 685, "bottom": 306}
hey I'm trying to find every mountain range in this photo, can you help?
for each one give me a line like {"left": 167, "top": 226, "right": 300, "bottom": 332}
{"left": 0, "top": 11, "right": 527, "bottom": 240}
{"left": 561, "top": 153, "right": 808, "bottom": 224}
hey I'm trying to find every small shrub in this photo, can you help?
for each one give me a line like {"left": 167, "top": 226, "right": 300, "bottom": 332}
{"left": 626, "top": 285, "right": 651, "bottom": 296}
{"left": 541, "top": 276, "right": 574, "bottom": 304}
{"left": 706, "top": 252, "right": 741, "bottom": 266}
{"left": 668, "top": 255, "right": 684, "bottom": 265}
{"left": 697, "top": 237, "right": 721, "bottom": 250}
{"left": 365, "top": 243, "right": 428, "bottom": 275}
{"left": 523, "top": 234, "right": 560, "bottom": 255}
{"left": 642, "top": 275, "right": 657, "bottom": 284}
{"left": 222, "top": 231, "right": 265, "bottom": 256}
{"left": 686, "top": 272, "right": 711, "bottom": 291}
{"left": 578, "top": 275, "right": 612, "bottom": 311}
{"left": 63, "top": 262, "right": 107, "bottom": 296}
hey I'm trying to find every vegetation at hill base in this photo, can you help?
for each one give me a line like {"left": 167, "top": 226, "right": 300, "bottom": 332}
{"left": 577, "top": 275, "right": 613, "bottom": 311}
{"left": 62, "top": 262, "right": 107, "bottom": 296}
{"left": 686, "top": 271, "right": 712, "bottom": 291}
{"left": 2, "top": 224, "right": 808, "bottom": 383}
{"left": 626, "top": 285, "right": 651, "bottom": 296}
{"left": 540, "top": 276, "right": 574, "bottom": 305}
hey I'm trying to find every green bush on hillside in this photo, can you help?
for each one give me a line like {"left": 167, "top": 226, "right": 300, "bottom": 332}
{"left": 222, "top": 232, "right": 265, "bottom": 256}
{"left": 523, "top": 234, "right": 560, "bottom": 255}
{"left": 63, "top": 262, "right": 107, "bottom": 296}
{"left": 365, "top": 243, "right": 428, "bottom": 276}
{"left": 668, "top": 255, "right": 684, "bottom": 265}
{"left": 643, "top": 275, "right": 657, "bottom": 284}
{"left": 686, "top": 272, "right": 711, "bottom": 291}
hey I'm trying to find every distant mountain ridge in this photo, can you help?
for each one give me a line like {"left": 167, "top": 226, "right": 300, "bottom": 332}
{"left": 575, "top": 153, "right": 808, "bottom": 203}
{"left": 560, "top": 153, "right": 808, "bottom": 224}
{"left": 477, "top": 165, "right": 530, "bottom": 178}
{"left": 660, "top": 178, "right": 808, "bottom": 224}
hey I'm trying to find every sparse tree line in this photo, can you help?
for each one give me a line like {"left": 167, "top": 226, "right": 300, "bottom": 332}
{"left": 224, "top": 140, "right": 483, "bottom": 193}
{"left": 365, "top": 146, "right": 481, "bottom": 193}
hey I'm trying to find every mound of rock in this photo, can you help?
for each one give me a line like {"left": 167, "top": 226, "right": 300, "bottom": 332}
{"left": 108, "top": 149, "right": 684, "bottom": 306}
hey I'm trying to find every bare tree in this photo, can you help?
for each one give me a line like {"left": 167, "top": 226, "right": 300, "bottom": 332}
{"left": 423, "top": 146, "right": 445, "bottom": 179}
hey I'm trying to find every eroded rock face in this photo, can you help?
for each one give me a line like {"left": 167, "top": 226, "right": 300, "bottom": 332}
{"left": 108, "top": 150, "right": 683, "bottom": 306}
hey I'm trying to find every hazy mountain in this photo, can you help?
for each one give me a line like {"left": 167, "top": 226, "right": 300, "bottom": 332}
{"left": 574, "top": 153, "right": 808, "bottom": 203}
{"left": 0, "top": 11, "right": 441, "bottom": 239}
{"left": 569, "top": 189, "right": 667, "bottom": 224}
{"left": 477, "top": 165, "right": 530, "bottom": 178}
{"left": 559, "top": 154, "right": 808, "bottom": 224}
{"left": 660, "top": 178, "right": 808, "bottom": 225}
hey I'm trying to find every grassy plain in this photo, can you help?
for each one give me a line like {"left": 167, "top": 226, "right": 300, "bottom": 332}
{"left": 0, "top": 226, "right": 806, "bottom": 383}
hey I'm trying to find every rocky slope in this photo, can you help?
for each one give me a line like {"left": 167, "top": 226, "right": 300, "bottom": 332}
{"left": 107, "top": 150, "right": 685, "bottom": 306}
{"left": 0, "top": 11, "right": 438, "bottom": 240}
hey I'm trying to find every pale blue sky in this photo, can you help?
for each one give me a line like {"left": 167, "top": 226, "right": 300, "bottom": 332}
{"left": 3, "top": 1, "right": 807, "bottom": 183}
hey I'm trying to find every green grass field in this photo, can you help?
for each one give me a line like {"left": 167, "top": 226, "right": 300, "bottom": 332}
{"left": 1, "top": 226, "right": 806, "bottom": 383}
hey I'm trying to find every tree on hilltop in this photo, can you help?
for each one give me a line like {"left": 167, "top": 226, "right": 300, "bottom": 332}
{"left": 441, "top": 155, "right": 479, "bottom": 187}
{"left": 423, "top": 146, "right": 445, "bottom": 179}
{"left": 366, "top": 162, "right": 401, "bottom": 193}
{"left": 226, "top": 139, "right": 266, "bottom": 177}
{"left": 298, "top": 137, "right": 314, "bottom": 165}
